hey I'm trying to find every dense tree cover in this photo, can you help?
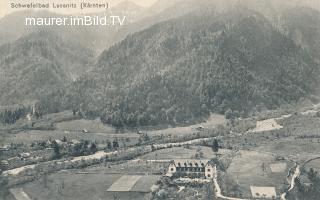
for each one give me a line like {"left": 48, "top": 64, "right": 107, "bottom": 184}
{"left": 0, "top": 106, "right": 32, "bottom": 124}
{"left": 0, "top": 30, "right": 94, "bottom": 106}
{"left": 288, "top": 168, "right": 320, "bottom": 200}
{"left": 0, "top": 170, "right": 9, "bottom": 199}
{"left": 212, "top": 139, "right": 219, "bottom": 153}
{"left": 62, "top": 8, "right": 319, "bottom": 127}
{"left": 69, "top": 140, "right": 98, "bottom": 157}
{"left": 52, "top": 140, "right": 61, "bottom": 159}
{"left": 282, "top": 7, "right": 320, "bottom": 62}
{"left": 49, "top": 139, "right": 102, "bottom": 158}
{"left": 2, "top": 6, "right": 319, "bottom": 128}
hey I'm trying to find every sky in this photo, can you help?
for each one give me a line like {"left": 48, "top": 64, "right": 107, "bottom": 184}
{"left": 0, "top": 0, "right": 158, "bottom": 18}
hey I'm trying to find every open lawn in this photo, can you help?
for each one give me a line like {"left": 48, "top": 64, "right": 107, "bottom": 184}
{"left": 270, "top": 163, "right": 287, "bottom": 173}
{"left": 83, "top": 159, "right": 167, "bottom": 175}
{"left": 2, "top": 112, "right": 140, "bottom": 146}
{"left": 147, "top": 114, "right": 226, "bottom": 137}
{"left": 3, "top": 129, "right": 139, "bottom": 145}
{"left": 2, "top": 113, "right": 226, "bottom": 147}
{"left": 226, "top": 150, "right": 290, "bottom": 198}
{"left": 139, "top": 146, "right": 220, "bottom": 160}
{"left": 0, "top": 111, "right": 78, "bottom": 131}
{"left": 255, "top": 138, "right": 320, "bottom": 161}
{"left": 22, "top": 170, "right": 151, "bottom": 200}
{"left": 23, "top": 171, "right": 121, "bottom": 200}
{"left": 278, "top": 114, "right": 320, "bottom": 138}
{"left": 56, "top": 119, "right": 119, "bottom": 133}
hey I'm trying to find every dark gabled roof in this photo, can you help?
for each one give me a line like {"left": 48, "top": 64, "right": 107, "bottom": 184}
{"left": 169, "top": 159, "right": 214, "bottom": 167}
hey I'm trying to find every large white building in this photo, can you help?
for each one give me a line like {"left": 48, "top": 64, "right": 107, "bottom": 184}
{"left": 166, "top": 159, "right": 216, "bottom": 179}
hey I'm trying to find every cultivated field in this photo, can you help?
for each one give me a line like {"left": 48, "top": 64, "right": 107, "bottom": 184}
{"left": 107, "top": 175, "right": 159, "bottom": 192}
{"left": 130, "top": 175, "right": 159, "bottom": 192}
{"left": 270, "top": 163, "right": 287, "bottom": 173}
{"left": 108, "top": 175, "right": 142, "bottom": 192}
{"left": 251, "top": 118, "right": 283, "bottom": 133}
{"left": 250, "top": 186, "right": 277, "bottom": 198}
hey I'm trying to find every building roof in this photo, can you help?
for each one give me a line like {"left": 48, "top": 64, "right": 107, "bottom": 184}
{"left": 170, "top": 159, "right": 214, "bottom": 167}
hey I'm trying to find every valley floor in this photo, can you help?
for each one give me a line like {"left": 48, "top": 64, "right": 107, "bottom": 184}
{"left": 1, "top": 104, "right": 320, "bottom": 200}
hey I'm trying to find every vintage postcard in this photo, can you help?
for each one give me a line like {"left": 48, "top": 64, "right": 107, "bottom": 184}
{"left": 0, "top": 0, "right": 320, "bottom": 199}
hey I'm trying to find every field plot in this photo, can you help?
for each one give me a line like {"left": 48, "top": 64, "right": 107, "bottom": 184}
{"left": 21, "top": 162, "right": 158, "bottom": 200}
{"left": 23, "top": 171, "right": 122, "bottom": 200}
{"left": 147, "top": 114, "right": 226, "bottom": 137}
{"left": 251, "top": 119, "right": 282, "bottom": 133}
{"left": 0, "top": 111, "right": 81, "bottom": 133}
{"left": 4, "top": 129, "right": 139, "bottom": 145}
{"left": 250, "top": 186, "right": 276, "bottom": 198}
{"left": 107, "top": 175, "right": 141, "bottom": 192}
{"left": 226, "top": 150, "right": 289, "bottom": 198}
{"left": 107, "top": 175, "right": 159, "bottom": 192}
{"left": 56, "top": 119, "right": 117, "bottom": 133}
{"left": 270, "top": 163, "right": 287, "bottom": 173}
{"left": 255, "top": 138, "right": 320, "bottom": 160}
{"left": 2, "top": 112, "right": 140, "bottom": 145}
{"left": 9, "top": 187, "right": 31, "bottom": 200}
{"left": 130, "top": 175, "right": 159, "bottom": 192}
{"left": 140, "top": 146, "right": 218, "bottom": 160}
{"left": 87, "top": 160, "right": 166, "bottom": 174}
{"left": 278, "top": 114, "right": 320, "bottom": 138}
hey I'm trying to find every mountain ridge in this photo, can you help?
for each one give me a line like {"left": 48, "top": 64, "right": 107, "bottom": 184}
{"left": 65, "top": 7, "right": 319, "bottom": 127}
{"left": 0, "top": 30, "right": 94, "bottom": 106}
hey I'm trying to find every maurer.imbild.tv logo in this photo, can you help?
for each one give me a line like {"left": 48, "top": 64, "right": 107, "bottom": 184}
{"left": 25, "top": 15, "right": 126, "bottom": 26}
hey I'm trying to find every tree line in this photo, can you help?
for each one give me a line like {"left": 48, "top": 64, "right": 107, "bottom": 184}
{"left": 0, "top": 106, "right": 32, "bottom": 124}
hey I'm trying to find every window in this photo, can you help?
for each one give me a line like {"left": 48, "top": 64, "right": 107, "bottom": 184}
{"left": 207, "top": 168, "right": 211, "bottom": 172}
{"left": 171, "top": 168, "right": 174, "bottom": 171}
{"left": 207, "top": 174, "right": 211, "bottom": 177}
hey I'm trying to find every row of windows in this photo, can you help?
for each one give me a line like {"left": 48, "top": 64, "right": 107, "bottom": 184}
{"left": 176, "top": 163, "right": 206, "bottom": 167}
{"left": 171, "top": 167, "right": 211, "bottom": 172}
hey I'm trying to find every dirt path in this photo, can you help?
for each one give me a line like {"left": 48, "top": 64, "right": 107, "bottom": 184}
{"left": 213, "top": 167, "right": 249, "bottom": 200}
{"left": 9, "top": 187, "right": 32, "bottom": 200}
{"left": 280, "top": 165, "right": 300, "bottom": 200}
{"left": 303, "top": 157, "right": 320, "bottom": 166}
{"left": 280, "top": 156, "right": 320, "bottom": 200}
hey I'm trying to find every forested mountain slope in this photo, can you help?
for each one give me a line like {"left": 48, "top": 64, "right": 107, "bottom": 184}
{"left": 281, "top": 7, "right": 320, "bottom": 62}
{"left": 0, "top": 31, "right": 94, "bottom": 106}
{"left": 67, "top": 7, "right": 319, "bottom": 127}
